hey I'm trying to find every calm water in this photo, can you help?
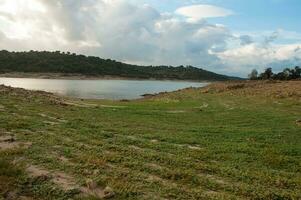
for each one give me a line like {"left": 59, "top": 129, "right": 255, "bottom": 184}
{"left": 0, "top": 77, "right": 208, "bottom": 100}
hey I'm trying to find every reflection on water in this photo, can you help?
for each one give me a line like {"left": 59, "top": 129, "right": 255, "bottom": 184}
{"left": 0, "top": 77, "right": 208, "bottom": 100}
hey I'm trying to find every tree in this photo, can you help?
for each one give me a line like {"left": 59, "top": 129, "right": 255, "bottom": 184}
{"left": 259, "top": 68, "right": 273, "bottom": 80}
{"left": 248, "top": 69, "right": 258, "bottom": 80}
{"left": 283, "top": 68, "right": 292, "bottom": 80}
{"left": 292, "top": 66, "right": 301, "bottom": 79}
{"left": 273, "top": 72, "right": 286, "bottom": 80}
{"left": 0, "top": 50, "right": 234, "bottom": 81}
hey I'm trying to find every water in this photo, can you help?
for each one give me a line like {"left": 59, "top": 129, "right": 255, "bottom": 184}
{"left": 0, "top": 77, "right": 208, "bottom": 100}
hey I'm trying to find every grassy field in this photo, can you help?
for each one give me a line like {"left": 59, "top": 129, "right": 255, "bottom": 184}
{"left": 0, "top": 81, "right": 300, "bottom": 200}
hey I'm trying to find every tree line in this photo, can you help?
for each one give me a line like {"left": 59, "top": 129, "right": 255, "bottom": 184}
{"left": 0, "top": 50, "right": 237, "bottom": 81}
{"left": 249, "top": 66, "right": 301, "bottom": 80}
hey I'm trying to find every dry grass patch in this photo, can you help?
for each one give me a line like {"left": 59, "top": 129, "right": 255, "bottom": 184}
{"left": 201, "top": 80, "right": 301, "bottom": 98}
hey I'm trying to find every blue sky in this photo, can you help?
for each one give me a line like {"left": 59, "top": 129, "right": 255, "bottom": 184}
{"left": 206, "top": 0, "right": 301, "bottom": 33}
{"left": 149, "top": 0, "right": 300, "bottom": 30}
{"left": 0, "top": 0, "right": 300, "bottom": 77}
{"left": 134, "top": 0, "right": 301, "bottom": 42}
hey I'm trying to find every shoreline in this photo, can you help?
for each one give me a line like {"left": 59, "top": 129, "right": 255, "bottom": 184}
{"left": 0, "top": 72, "right": 212, "bottom": 83}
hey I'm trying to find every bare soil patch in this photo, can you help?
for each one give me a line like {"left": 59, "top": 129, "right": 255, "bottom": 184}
{"left": 187, "top": 145, "right": 202, "bottom": 150}
{"left": 26, "top": 165, "right": 50, "bottom": 178}
{"left": 198, "top": 173, "right": 228, "bottom": 186}
{"left": 80, "top": 180, "right": 115, "bottom": 199}
{"left": 3, "top": 191, "right": 34, "bottom": 200}
{"left": 0, "top": 136, "right": 32, "bottom": 150}
{"left": 26, "top": 165, "right": 78, "bottom": 191}
{"left": 43, "top": 121, "right": 61, "bottom": 125}
{"left": 61, "top": 101, "right": 125, "bottom": 109}
{"left": 39, "top": 113, "right": 67, "bottom": 123}
{"left": 51, "top": 151, "right": 75, "bottom": 166}
{"left": 52, "top": 172, "right": 79, "bottom": 191}
{"left": 166, "top": 110, "right": 186, "bottom": 114}
{"left": 146, "top": 163, "right": 163, "bottom": 171}
{"left": 26, "top": 165, "right": 115, "bottom": 198}
{"left": 62, "top": 101, "right": 98, "bottom": 108}
{"left": 100, "top": 105, "right": 127, "bottom": 108}
{"left": 129, "top": 145, "right": 143, "bottom": 150}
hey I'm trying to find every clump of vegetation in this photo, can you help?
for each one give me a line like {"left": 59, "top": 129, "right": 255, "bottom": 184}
{"left": 0, "top": 50, "right": 238, "bottom": 81}
{"left": 249, "top": 66, "right": 301, "bottom": 80}
{"left": 0, "top": 158, "right": 22, "bottom": 195}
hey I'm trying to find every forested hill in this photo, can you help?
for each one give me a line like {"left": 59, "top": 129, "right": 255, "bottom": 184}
{"left": 0, "top": 50, "right": 238, "bottom": 81}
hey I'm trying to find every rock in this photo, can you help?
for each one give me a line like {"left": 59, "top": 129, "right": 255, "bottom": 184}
{"left": 141, "top": 93, "right": 154, "bottom": 97}
{"left": 80, "top": 183, "right": 115, "bottom": 199}
{"left": 0, "top": 135, "right": 15, "bottom": 143}
{"left": 4, "top": 191, "right": 18, "bottom": 200}
{"left": 86, "top": 179, "right": 98, "bottom": 190}
{"left": 103, "top": 186, "right": 115, "bottom": 199}
{"left": 93, "top": 169, "right": 100, "bottom": 175}
{"left": 0, "top": 104, "right": 5, "bottom": 111}
{"left": 120, "top": 99, "right": 130, "bottom": 102}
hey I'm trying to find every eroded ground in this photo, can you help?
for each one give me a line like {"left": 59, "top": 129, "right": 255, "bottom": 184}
{"left": 0, "top": 81, "right": 300, "bottom": 199}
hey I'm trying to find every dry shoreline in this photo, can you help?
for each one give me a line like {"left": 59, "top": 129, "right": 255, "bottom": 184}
{"left": 0, "top": 72, "right": 209, "bottom": 82}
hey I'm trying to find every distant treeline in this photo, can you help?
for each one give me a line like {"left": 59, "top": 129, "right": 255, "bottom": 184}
{"left": 249, "top": 66, "right": 301, "bottom": 80}
{"left": 0, "top": 50, "right": 237, "bottom": 81}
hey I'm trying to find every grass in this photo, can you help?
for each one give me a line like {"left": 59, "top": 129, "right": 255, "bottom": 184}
{"left": 0, "top": 81, "right": 300, "bottom": 199}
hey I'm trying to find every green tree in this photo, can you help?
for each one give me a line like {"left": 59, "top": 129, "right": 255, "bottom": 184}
{"left": 248, "top": 69, "right": 258, "bottom": 80}
{"left": 0, "top": 50, "right": 235, "bottom": 81}
{"left": 292, "top": 66, "right": 301, "bottom": 79}
{"left": 260, "top": 68, "right": 273, "bottom": 80}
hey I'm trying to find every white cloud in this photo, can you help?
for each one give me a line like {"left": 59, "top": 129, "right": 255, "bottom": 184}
{"left": 239, "top": 35, "right": 254, "bottom": 46}
{"left": 0, "top": 0, "right": 300, "bottom": 77}
{"left": 175, "top": 4, "right": 233, "bottom": 22}
{"left": 0, "top": 0, "right": 230, "bottom": 67}
{"left": 217, "top": 43, "right": 301, "bottom": 74}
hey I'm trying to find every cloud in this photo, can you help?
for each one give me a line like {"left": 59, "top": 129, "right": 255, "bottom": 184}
{"left": 295, "top": 46, "right": 301, "bottom": 53}
{"left": 239, "top": 35, "right": 253, "bottom": 46}
{"left": 0, "top": 30, "right": 5, "bottom": 41}
{"left": 263, "top": 31, "right": 279, "bottom": 46}
{"left": 0, "top": 0, "right": 300, "bottom": 77}
{"left": 216, "top": 43, "right": 301, "bottom": 74}
{"left": 175, "top": 4, "right": 233, "bottom": 22}
{"left": 0, "top": 0, "right": 231, "bottom": 68}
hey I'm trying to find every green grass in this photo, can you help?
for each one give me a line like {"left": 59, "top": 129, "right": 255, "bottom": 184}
{"left": 0, "top": 84, "right": 300, "bottom": 199}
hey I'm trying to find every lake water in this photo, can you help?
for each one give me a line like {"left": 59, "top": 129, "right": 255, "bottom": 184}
{"left": 0, "top": 77, "right": 208, "bottom": 100}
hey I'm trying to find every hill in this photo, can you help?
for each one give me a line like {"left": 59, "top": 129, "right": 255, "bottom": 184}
{"left": 0, "top": 50, "right": 238, "bottom": 81}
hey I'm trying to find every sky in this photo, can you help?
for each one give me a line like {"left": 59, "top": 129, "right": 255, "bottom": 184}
{"left": 0, "top": 0, "right": 300, "bottom": 77}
